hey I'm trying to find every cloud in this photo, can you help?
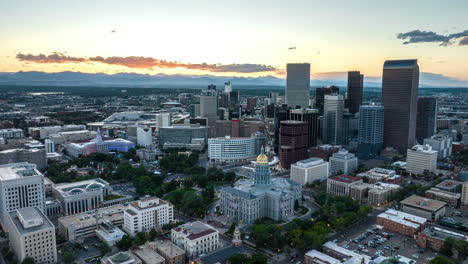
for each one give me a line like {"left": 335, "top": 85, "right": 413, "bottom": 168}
{"left": 16, "top": 52, "right": 86, "bottom": 63}
{"left": 460, "top": 37, "right": 468, "bottom": 46}
{"left": 16, "top": 53, "right": 278, "bottom": 73}
{"left": 397, "top": 29, "right": 468, "bottom": 46}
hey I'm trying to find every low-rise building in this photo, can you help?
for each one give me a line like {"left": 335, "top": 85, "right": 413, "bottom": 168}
{"left": 349, "top": 183, "right": 372, "bottom": 201}
{"left": 304, "top": 250, "right": 341, "bottom": 264}
{"left": 400, "top": 195, "right": 447, "bottom": 221}
{"left": 123, "top": 196, "right": 174, "bottom": 237}
{"left": 290, "top": 158, "right": 329, "bottom": 185}
{"left": 322, "top": 242, "right": 371, "bottom": 263}
{"left": 435, "top": 179, "right": 463, "bottom": 193}
{"left": 171, "top": 221, "right": 219, "bottom": 257}
{"left": 96, "top": 220, "right": 125, "bottom": 246}
{"left": 416, "top": 226, "right": 468, "bottom": 252}
{"left": 406, "top": 144, "right": 438, "bottom": 175}
{"left": 0, "top": 128, "right": 24, "bottom": 139}
{"left": 8, "top": 207, "right": 57, "bottom": 264}
{"left": 376, "top": 209, "right": 427, "bottom": 236}
{"left": 147, "top": 240, "right": 186, "bottom": 264}
{"left": 309, "top": 144, "right": 340, "bottom": 161}
{"left": 367, "top": 183, "right": 400, "bottom": 205}
{"left": 356, "top": 168, "right": 403, "bottom": 185}
{"left": 0, "top": 148, "right": 47, "bottom": 170}
{"left": 424, "top": 135, "right": 452, "bottom": 160}
{"left": 425, "top": 188, "right": 460, "bottom": 207}
{"left": 132, "top": 246, "right": 165, "bottom": 264}
{"left": 101, "top": 251, "right": 143, "bottom": 264}
{"left": 326, "top": 175, "right": 362, "bottom": 196}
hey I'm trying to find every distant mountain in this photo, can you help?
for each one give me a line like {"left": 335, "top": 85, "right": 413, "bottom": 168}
{"left": 0, "top": 71, "right": 466, "bottom": 88}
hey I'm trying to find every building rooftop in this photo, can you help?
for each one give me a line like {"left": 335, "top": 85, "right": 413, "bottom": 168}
{"left": 384, "top": 209, "right": 427, "bottom": 225}
{"left": 54, "top": 178, "right": 109, "bottom": 197}
{"left": 383, "top": 59, "right": 417, "bottom": 69}
{"left": 172, "top": 221, "right": 217, "bottom": 241}
{"left": 305, "top": 249, "right": 341, "bottom": 264}
{"left": 435, "top": 180, "right": 463, "bottom": 190}
{"left": 147, "top": 240, "right": 185, "bottom": 258}
{"left": 9, "top": 207, "right": 53, "bottom": 235}
{"left": 0, "top": 162, "right": 41, "bottom": 181}
{"left": 58, "top": 204, "right": 127, "bottom": 229}
{"left": 293, "top": 158, "right": 326, "bottom": 168}
{"left": 132, "top": 246, "right": 165, "bottom": 264}
{"left": 422, "top": 226, "right": 468, "bottom": 242}
{"left": 408, "top": 144, "right": 437, "bottom": 154}
{"left": 401, "top": 195, "right": 447, "bottom": 212}
{"left": 330, "top": 174, "right": 361, "bottom": 184}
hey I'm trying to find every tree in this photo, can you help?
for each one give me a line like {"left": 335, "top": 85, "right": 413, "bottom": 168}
{"left": 182, "top": 178, "right": 194, "bottom": 188}
{"left": 98, "top": 242, "right": 111, "bottom": 255}
{"left": 224, "top": 171, "right": 236, "bottom": 182}
{"left": 429, "top": 256, "right": 452, "bottom": 264}
{"left": 22, "top": 257, "right": 35, "bottom": 264}
{"left": 116, "top": 235, "right": 133, "bottom": 250}
{"left": 149, "top": 228, "right": 158, "bottom": 240}
{"left": 62, "top": 250, "right": 75, "bottom": 264}
{"left": 441, "top": 237, "right": 455, "bottom": 257}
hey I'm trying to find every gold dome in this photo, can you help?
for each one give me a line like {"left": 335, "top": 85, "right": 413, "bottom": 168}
{"left": 256, "top": 154, "right": 268, "bottom": 164}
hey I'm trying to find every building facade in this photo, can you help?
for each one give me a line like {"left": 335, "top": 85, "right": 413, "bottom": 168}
{"left": 423, "top": 135, "right": 452, "bottom": 160}
{"left": 406, "top": 144, "right": 438, "bottom": 175}
{"left": 381, "top": 59, "right": 419, "bottom": 153}
{"left": 346, "top": 71, "right": 364, "bottom": 114}
{"left": 290, "top": 158, "right": 329, "bottom": 185}
{"left": 400, "top": 195, "right": 447, "bottom": 221}
{"left": 124, "top": 196, "right": 174, "bottom": 237}
{"left": 208, "top": 136, "right": 256, "bottom": 163}
{"left": 0, "top": 148, "right": 47, "bottom": 170}
{"left": 289, "top": 108, "right": 319, "bottom": 148}
{"left": 8, "top": 207, "right": 57, "bottom": 264}
{"left": 376, "top": 209, "right": 427, "bottom": 236}
{"left": 357, "top": 104, "right": 384, "bottom": 159}
{"left": 416, "top": 97, "right": 437, "bottom": 144}
{"left": 286, "top": 63, "right": 310, "bottom": 109}
{"left": 279, "top": 120, "right": 308, "bottom": 169}
{"left": 323, "top": 94, "right": 344, "bottom": 145}
{"left": 329, "top": 150, "right": 358, "bottom": 176}
{"left": 0, "top": 163, "right": 45, "bottom": 231}
{"left": 147, "top": 240, "right": 186, "bottom": 264}
{"left": 326, "top": 175, "right": 362, "bottom": 196}
{"left": 171, "top": 221, "right": 219, "bottom": 257}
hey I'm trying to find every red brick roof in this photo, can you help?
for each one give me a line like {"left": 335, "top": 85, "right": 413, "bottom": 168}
{"left": 330, "top": 175, "right": 361, "bottom": 183}
{"left": 187, "top": 229, "right": 216, "bottom": 240}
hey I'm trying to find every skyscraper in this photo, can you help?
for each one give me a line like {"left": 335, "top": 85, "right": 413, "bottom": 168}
{"left": 279, "top": 120, "right": 308, "bottom": 169}
{"left": 381, "top": 59, "right": 419, "bottom": 153}
{"left": 315, "top": 86, "right": 339, "bottom": 115}
{"left": 286, "top": 63, "right": 310, "bottom": 109}
{"left": 207, "top": 83, "right": 217, "bottom": 91}
{"left": 357, "top": 104, "right": 384, "bottom": 159}
{"left": 289, "top": 108, "right": 319, "bottom": 148}
{"left": 224, "top": 81, "right": 232, "bottom": 93}
{"left": 246, "top": 97, "right": 257, "bottom": 112}
{"left": 200, "top": 89, "right": 218, "bottom": 123}
{"left": 228, "top": 91, "right": 241, "bottom": 119}
{"left": 416, "top": 97, "right": 437, "bottom": 144}
{"left": 346, "top": 71, "right": 364, "bottom": 114}
{"left": 323, "top": 94, "right": 344, "bottom": 145}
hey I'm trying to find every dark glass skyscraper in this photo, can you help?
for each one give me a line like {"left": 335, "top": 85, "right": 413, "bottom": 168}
{"left": 315, "top": 86, "right": 339, "bottom": 115}
{"left": 381, "top": 59, "right": 419, "bottom": 153}
{"left": 279, "top": 120, "right": 308, "bottom": 169}
{"left": 289, "top": 108, "right": 319, "bottom": 148}
{"left": 416, "top": 97, "right": 437, "bottom": 144}
{"left": 346, "top": 71, "right": 364, "bottom": 114}
{"left": 357, "top": 104, "right": 384, "bottom": 159}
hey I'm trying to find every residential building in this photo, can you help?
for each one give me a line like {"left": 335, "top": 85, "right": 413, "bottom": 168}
{"left": 101, "top": 251, "right": 143, "bottom": 264}
{"left": 289, "top": 108, "right": 320, "bottom": 147}
{"left": 357, "top": 104, "right": 384, "bottom": 159}
{"left": 147, "top": 240, "right": 186, "bottom": 264}
{"left": 416, "top": 97, "right": 437, "bottom": 144}
{"left": 406, "top": 144, "right": 438, "bottom": 175}
{"left": 461, "top": 183, "right": 468, "bottom": 208}
{"left": 0, "top": 163, "right": 45, "bottom": 231}
{"left": 171, "top": 221, "right": 219, "bottom": 257}
{"left": 286, "top": 63, "right": 310, "bottom": 109}
{"left": 219, "top": 151, "right": 301, "bottom": 223}
{"left": 376, "top": 209, "right": 427, "bottom": 236}
{"left": 329, "top": 149, "right": 358, "bottom": 176}
{"left": 290, "top": 158, "right": 329, "bottom": 185}
{"left": 96, "top": 220, "right": 125, "bottom": 246}
{"left": 367, "top": 183, "right": 400, "bottom": 205}
{"left": 315, "top": 86, "right": 339, "bottom": 115}
{"left": 400, "top": 195, "right": 447, "bottom": 221}
{"left": 346, "top": 71, "right": 364, "bottom": 114}
{"left": 326, "top": 175, "right": 362, "bottom": 196}
{"left": 279, "top": 120, "right": 308, "bottom": 169}
{"left": 417, "top": 226, "right": 468, "bottom": 252}
{"left": 309, "top": 144, "right": 340, "bottom": 161}
{"left": 323, "top": 94, "right": 344, "bottom": 145}
{"left": 123, "top": 196, "right": 174, "bottom": 237}
{"left": 424, "top": 135, "right": 452, "bottom": 160}
{"left": 425, "top": 188, "right": 460, "bottom": 207}
{"left": 0, "top": 148, "right": 47, "bottom": 170}
{"left": 382, "top": 59, "right": 419, "bottom": 153}
{"left": 8, "top": 207, "right": 57, "bottom": 264}
{"left": 52, "top": 178, "right": 112, "bottom": 216}
{"left": 349, "top": 183, "right": 372, "bottom": 201}
{"left": 208, "top": 136, "right": 256, "bottom": 163}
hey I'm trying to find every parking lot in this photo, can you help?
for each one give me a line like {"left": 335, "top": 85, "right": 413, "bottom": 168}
{"left": 338, "top": 227, "right": 438, "bottom": 263}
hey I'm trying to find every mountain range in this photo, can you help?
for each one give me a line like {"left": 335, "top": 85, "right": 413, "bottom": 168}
{"left": 0, "top": 71, "right": 467, "bottom": 88}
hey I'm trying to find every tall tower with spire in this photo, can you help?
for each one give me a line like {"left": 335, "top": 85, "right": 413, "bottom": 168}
{"left": 254, "top": 147, "right": 271, "bottom": 185}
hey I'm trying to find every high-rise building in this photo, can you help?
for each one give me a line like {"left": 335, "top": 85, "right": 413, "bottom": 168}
{"left": 406, "top": 144, "right": 438, "bottom": 175}
{"left": 189, "top": 103, "right": 200, "bottom": 118}
{"left": 124, "top": 196, "right": 174, "bottom": 237}
{"left": 416, "top": 97, "right": 437, "bottom": 144}
{"left": 329, "top": 150, "right": 358, "bottom": 176}
{"left": 229, "top": 91, "right": 241, "bottom": 119}
{"left": 357, "top": 104, "right": 384, "bottom": 159}
{"left": 323, "top": 94, "right": 344, "bottom": 145}
{"left": 346, "top": 71, "right": 364, "bottom": 114}
{"left": 208, "top": 136, "right": 257, "bottom": 163}
{"left": 200, "top": 90, "right": 218, "bottom": 120}
{"left": 289, "top": 108, "right": 320, "bottom": 148}
{"left": 423, "top": 135, "right": 452, "bottom": 160}
{"left": 382, "top": 59, "right": 419, "bottom": 153}
{"left": 45, "top": 139, "right": 55, "bottom": 154}
{"left": 247, "top": 97, "right": 257, "bottom": 112}
{"left": 286, "top": 63, "right": 310, "bottom": 109}
{"left": 207, "top": 83, "right": 216, "bottom": 91}
{"left": 269, "top": 92, "right": 279, "bottom": 105}
{"left": 290, "top": 158, "right": 329, "bottom": 185}
{"left": 315, "top": 86, "right": 339, "bottom": 115}
{"left": 224, "top": 81, "right": 232, "bottom": 93}
{"left": 8, "top": 207, "right": 57, "bottom": 264}
{"left": 136, "top": 127, "right": 153, "bottom": 147}
{"left": 0, "top": 163, "right": 45, "bottom": 231}
{"left": 279, "top": 120, "right": 308, "bottom": 169}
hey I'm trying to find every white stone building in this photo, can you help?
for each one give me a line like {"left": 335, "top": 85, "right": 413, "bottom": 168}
{"left": 171, "top": 221, "right": 219, "bottom": 257}
{"left": 8, "top": 207, "right": 57, "bottom": 264}
{"left": 423, "top": 135, "right": 452, "bottom": 160}
{"left": 136, "top": 127, "right": 153, "bottom": 147}
{"left": 123, "top": 196, "right": 174, "bottom": 237}
{"left": 329, "top": 149, "right": 358, "bottom": 176}
{"left": 208, "top": 136, "right": 256, "bottom": 163}
{"left": 290, "top": 158, "right": 329, "bottom": 185}
{"left": 406, "top": 144, "right": 438, "bottom": 175}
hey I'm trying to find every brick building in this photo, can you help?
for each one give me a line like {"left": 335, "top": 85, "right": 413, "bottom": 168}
{"left": 376, "top": 209, "right": 426, "bottom": 236}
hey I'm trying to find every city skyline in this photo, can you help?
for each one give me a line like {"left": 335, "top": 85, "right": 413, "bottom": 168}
{"left": 1, "top": 0, "right": 468, "bottom": 86}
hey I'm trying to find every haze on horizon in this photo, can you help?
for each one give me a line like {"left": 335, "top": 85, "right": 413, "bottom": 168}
{"left": 1, "top": 0, "right": 467, "bottom": 85}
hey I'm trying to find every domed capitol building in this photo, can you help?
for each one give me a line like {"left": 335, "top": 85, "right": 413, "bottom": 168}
{"left": 219, "top": 149, "right": 301, "bottom": 224}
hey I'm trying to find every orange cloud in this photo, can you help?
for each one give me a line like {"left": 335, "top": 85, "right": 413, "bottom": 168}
{"left": 16, "top": 52, "right": 278, "bottom": 73}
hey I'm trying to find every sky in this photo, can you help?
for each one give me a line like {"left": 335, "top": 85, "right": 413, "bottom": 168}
{"left": 1, "top": 0, "right": 467, "bottom": 81}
